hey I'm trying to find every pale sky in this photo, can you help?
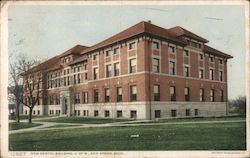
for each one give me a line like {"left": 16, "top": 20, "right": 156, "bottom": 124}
{"left": 8, "top": 4, "right": 246, "bottom": 99}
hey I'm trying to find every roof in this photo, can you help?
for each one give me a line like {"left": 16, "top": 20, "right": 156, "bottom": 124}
{"left": 203, "top": 45, "right": 233, "bottom": 59}
{"left": 22, "top": 21, "right": 233, "bottom": 75}
{"left": 80, "top": 21, "right": 186, "bottom": 54}
{"left": 20, "top": 56, "right": 60, "bottom": 76}
{"left": 57, "top": 45, "right": 89, "bottom": 58}
{"left": 21, "top": 45, "right": 87, "bottom": 76}
{"left": 168, "top": 26, "right": 209, "bottom": 43}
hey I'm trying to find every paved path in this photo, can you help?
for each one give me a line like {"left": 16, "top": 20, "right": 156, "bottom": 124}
{"left": 9, "top": 119, "right": 246, "bottom": 134}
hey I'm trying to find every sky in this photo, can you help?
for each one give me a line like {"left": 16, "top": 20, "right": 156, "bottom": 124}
{"left": 8, "top": 4, "right": 246, "bottom": 99}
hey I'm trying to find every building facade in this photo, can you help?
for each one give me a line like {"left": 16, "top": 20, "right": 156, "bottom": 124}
{"left": 22, "top": 21, "right": 233, "bottom": 119}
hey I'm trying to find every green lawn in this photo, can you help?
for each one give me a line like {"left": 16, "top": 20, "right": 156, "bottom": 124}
{"left": 36, "top": 117, "right": 131, "bottom": 124}
{"left": 9, "top": 122, "right": 246, "bottom": 151}
{"left": 9, "top": 115, "right": 52, "bottom": 120}
{"left": 9, "top": 122, "right": 42, "bottom": 131}
{"left": 125, "top": 116, "right": 246, "bottom": 124}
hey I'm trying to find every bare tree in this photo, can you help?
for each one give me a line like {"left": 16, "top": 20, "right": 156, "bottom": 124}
{"left": 22, "top": 73, "right": 42, "bottom": 123}
{"left": 8, "top": 54, "right": 41, "bottom": 123}
{"left": 8, "top": 62, "right": 23, "bottom": 123}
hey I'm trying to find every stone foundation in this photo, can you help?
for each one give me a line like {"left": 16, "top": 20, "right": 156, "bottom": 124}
{"left": 23, "top": 102, "right": 227, "bottom": 120}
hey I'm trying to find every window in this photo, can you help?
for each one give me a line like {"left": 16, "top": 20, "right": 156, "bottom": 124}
{"left": 220, "top": 90, "right": 224, "bottom": 102}
{"left": 77, "top": 110, "right": 80, "bottom": 116}
{"left": 199, "top": 69, "right": 204, "bottom": 79}
{"left": 128, "top": 42, "right": 136, "bottom": 50}
{"left": 56, "top": 95, "right": 60, "bottom": 105}
{"left": 195, "top": 109, "right": 198, "bottom": 116}
{"left": 83, "top": 64, "right": 87, "bottom": 70}
{"left": 83, "top": 92, "right": 88, "bottom": 104}
{"left": 64, "top": 77, "right": 67, "bottom": 86}
{"left": 129, "top": 58, "right": 137, "bottom": 73}
{"left": 219, "top": 71, "right": 223, "bottom": 81}
{"left": 200, "top": 88, "right": 204, "bottom": 102}
{"left": 37, "top": 110, "right": 40, "bottom": 115}
{"left": 186, "top": 109, "right": 190, "bottom": 116}
{"left": 155, "top": 110, "right": 161, "bottom": 118}
{"left": 93, "top": 54, "right": 98, "bottom": 60}
{"left": 94, "top": 89, "right": 99, "bottom": 103}
{"left": 73, "top": 67, "right": 77, "bottom": 73}
{"left": 67, "top": 76, "right": 70, "bottom": 85}
{"left": 106, "top": 64, "right": 112, "bottom": 78}
{"left": 84, "top": 72, "right": 88, "bottom": 80}
{"left": 58, "top": 78, "right": 61, "bottom": 87}
{"left": 209, "top": 56, "right": 214, "bottom": 62}
{"left": 114, "top": 63, "right": 120, "bottom": 76}
{"left": 190, "top": 41, "right": 201, "bottom": 48}
{"left": 25, "top": 110, "right": 27, "bottom": 115}
{"left": 170, "top": 86, "right": 176, "bottom": 101}
{"left": 55, "top": 79, "right": 58, "bottom": 87}
{"left": 74, "top": 93, "right": 80, "bottom": 104}
{"left": 93, "top": 67, "right": 99, "bottom": 80}
{"left": 169, "top": 46, "right": 175, "bottom": 53}
{"left": 185, "top": 87, "right": 190, "bottom": 101}
{"left": 184, "top": 66, "right": 189, "bottom": 77}
{"left": 198, "top": 43, "right": 201, "bottom": 48}
{"left": 153, "top": 58, "right": 160, "bottom": 73}
{"left": 130, "top": 110, "right": 137, "bottom": 119}
{"left": 184, "top": 50, "right": 189, "bottom": 56}
{"left": 171, "top": 110, "right": 177, "bottom": 117}
{"left": 210, "top": 89, "right": 215, "bottom": 102}
{"left": 105, "top": 50, "right": 111, "bottom": 57}
{"left": 209, "top": 69, "right": 214, "bottom": 80}
{"left": 105, "top": 111, "right": 110, "bottom": 117}
{"left": 152, "top": 41, "right": 160, "bottom": 50}
{"left": 73, "top": 74, "right": 77, "bottom": 84}
{"left": 105, "top": 88, "right": 110, "bottom": 102}
{"left": 169, "top": 61, "right": 176, "bottom": 75}
{"left": 154, "top": 85, "right": 160, "bottom": 101}
{"left": 219, "top": 59, "right": 223, "bottom": 64}
{"left": 77, "top": 74, "right": 81, "bottom": 84}
{"left": 117, "top": 110, "right": 122, "bottom": 118}
{"left": 83, "top": 110, "right": 89, "bottom": 117}
{"left": 113, "top": 47, "right": 119, "bottom": 55}
{"left": 33, "top": 110, "right": 35, "bottom": 115}
{"left": 117, "top": 87, "right": 122, "bottom": 102}
{"left": 94, "top": 110, "right": 99, "bottom": 117}
{"left": 130, "top": 85, "right": 137, "bottom": 101}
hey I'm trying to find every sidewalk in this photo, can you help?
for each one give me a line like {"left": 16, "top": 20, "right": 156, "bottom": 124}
{"left": 9, "top": 119, "right": 246, "bottom": 134}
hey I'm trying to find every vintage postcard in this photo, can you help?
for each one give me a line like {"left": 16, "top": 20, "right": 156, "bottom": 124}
{"left": 1, "top": 0, "right": 249, "bottom": 158}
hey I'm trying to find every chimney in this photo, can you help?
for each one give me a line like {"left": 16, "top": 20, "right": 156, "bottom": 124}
{"left": 147, "top": 20, "right": 151, "bottom": 24}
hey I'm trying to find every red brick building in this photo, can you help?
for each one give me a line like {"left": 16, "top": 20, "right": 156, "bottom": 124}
{"left": 22, "top": 21, "right": 233, "bottom": 119}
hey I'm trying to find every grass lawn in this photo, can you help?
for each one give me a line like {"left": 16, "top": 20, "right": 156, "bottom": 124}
{"left": 36, "top": 117, "right": 131, "bottom": 124}
{"left": 125, "top": 116, "right": 246, "bottom": 124}
{"left": 9, "top": 122, "right": 246, "bottom": 151}
{"left": 9, "top": 115, "right": 52, "bottom": 120}
{"left": 9, "top": 122, "right": 42, "bottom": 131}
